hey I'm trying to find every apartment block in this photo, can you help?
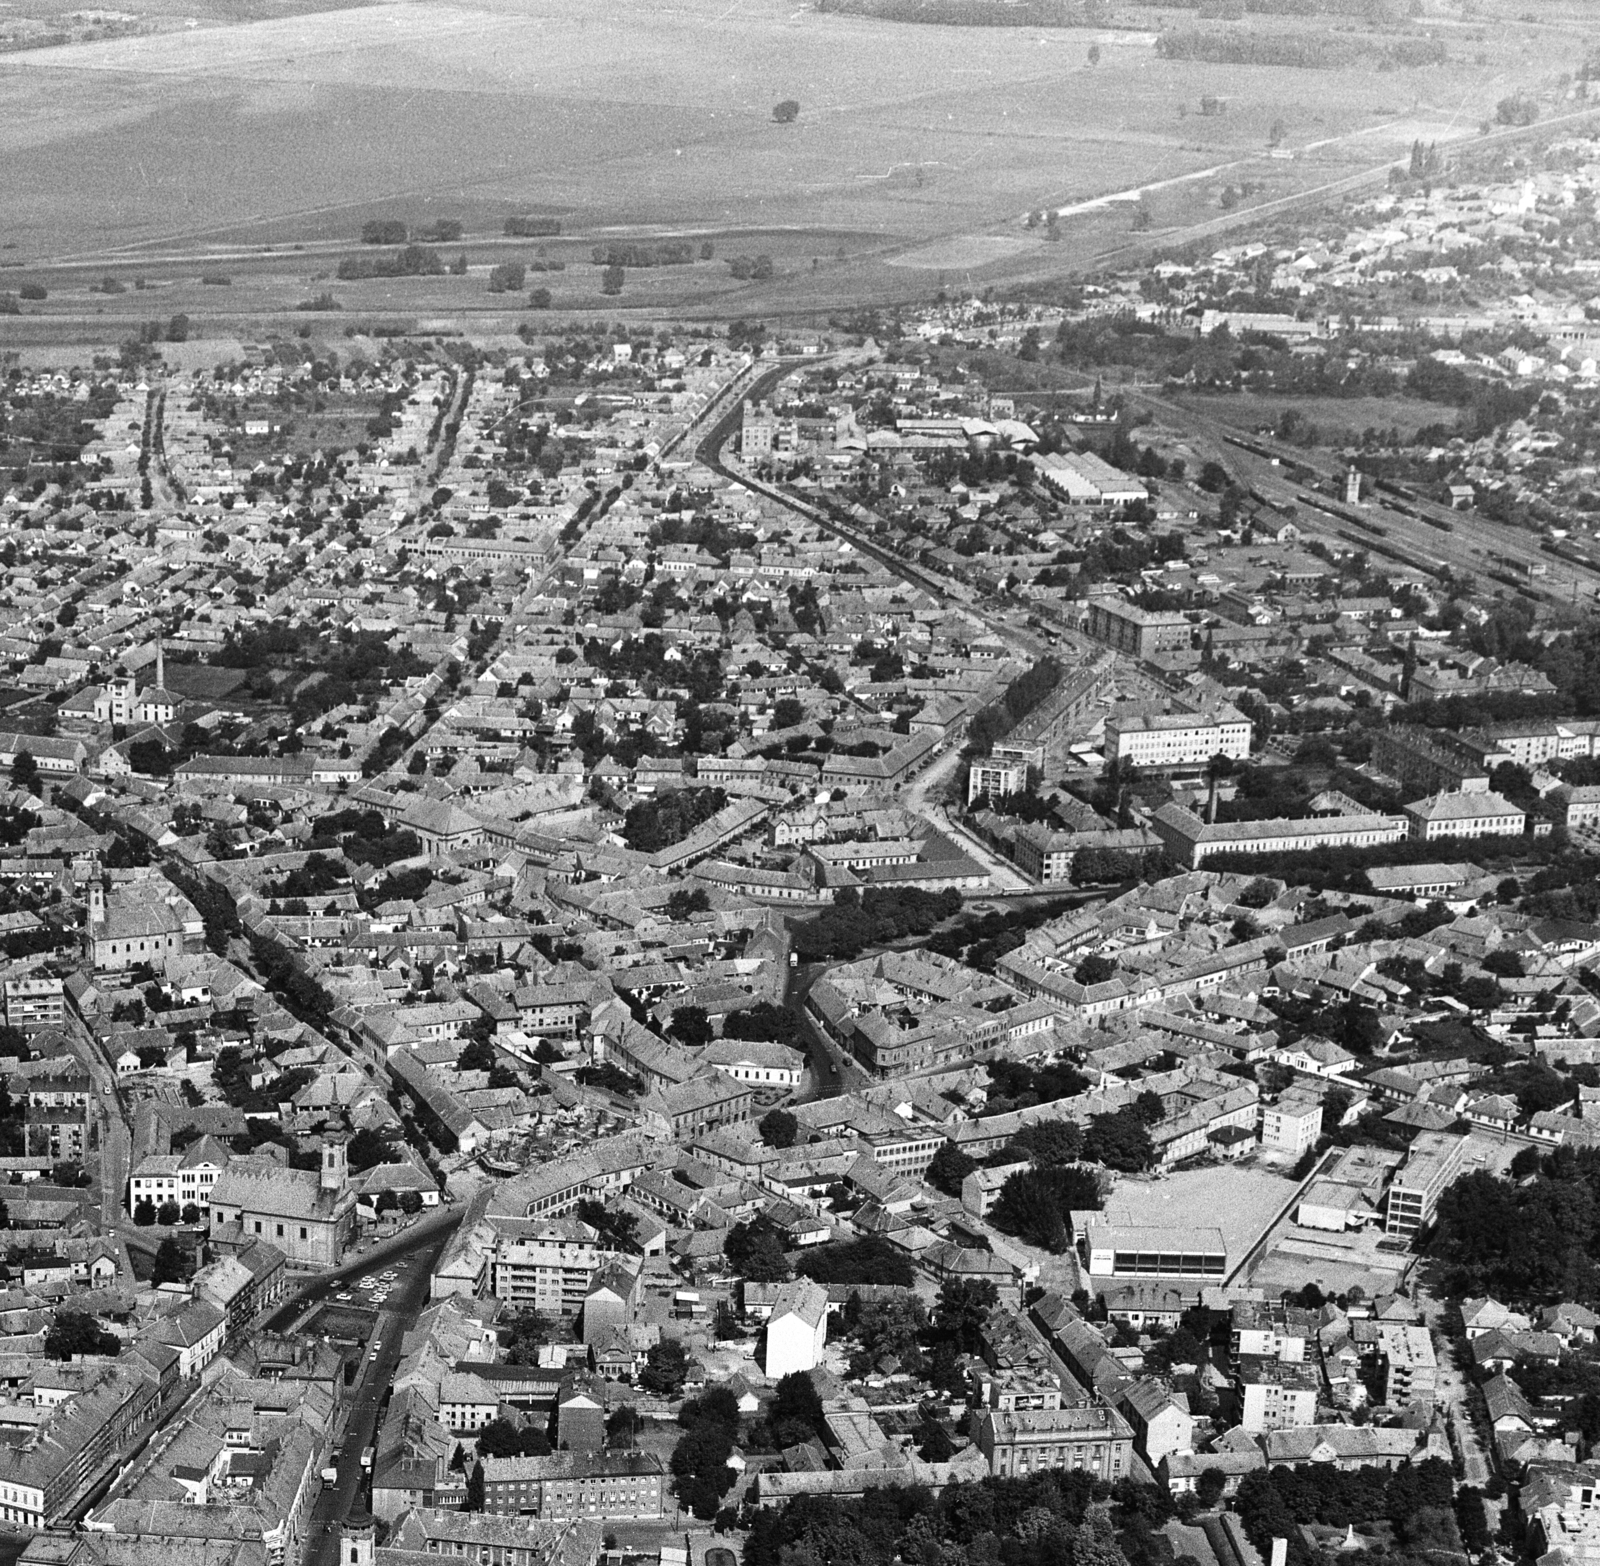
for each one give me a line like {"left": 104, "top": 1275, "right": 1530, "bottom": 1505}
{"left": 1260, "top": 1091, "right": 1324, "bottom": 1156}
{"left": 1085, "top": 597, "right": 1191, "bottom": 658}
{"left": 492, "top": 1221, "right": 600, "bottom": 1315}
{"left": 3, "top": 977, "right": 64, "bottom": 1032}
{"left": 1236, "top": 1356, "right": 1320, "bottom": 1431}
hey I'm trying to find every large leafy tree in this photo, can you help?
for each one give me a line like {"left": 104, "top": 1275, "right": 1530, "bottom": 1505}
{"left": 925, "top": 1142, "right": 978, "bottom": 1196}
{"left": 989, "top": 1165, "right": 1100, "bottom": 1253}
{"left": 1084, "top": 1107, "right": 1157, "bottom": 1172}
{"left": 933, "top": 1277, "right": 997, "bottom": 1354}
{"left": 724, "top": 1216, "right": 790, "bottom": 1282}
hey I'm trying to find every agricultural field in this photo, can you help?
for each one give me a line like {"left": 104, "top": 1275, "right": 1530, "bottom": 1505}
{"left": 0, "top": 0, "right": 1591, "bottom": 338}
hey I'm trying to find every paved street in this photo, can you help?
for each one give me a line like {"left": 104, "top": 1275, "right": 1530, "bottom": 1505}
{"left": 300, "top": 1226, "right": 456, "bottom": 1565}
{"left": 69, "top": 1013, "right": 132, "bottom": 1233}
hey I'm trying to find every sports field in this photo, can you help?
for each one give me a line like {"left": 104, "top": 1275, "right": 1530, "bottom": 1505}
{"left": 0, "top": 0, "right": 1590, "bottom": 325}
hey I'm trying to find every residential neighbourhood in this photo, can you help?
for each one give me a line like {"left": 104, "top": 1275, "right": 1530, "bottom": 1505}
{"left": 4, "top": 108, "right": 1600, "bottom": 1566}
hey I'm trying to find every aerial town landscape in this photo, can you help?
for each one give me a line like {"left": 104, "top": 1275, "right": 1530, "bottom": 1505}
{"left": 7, "top": 10, "right": 1600, "bottom": 1566}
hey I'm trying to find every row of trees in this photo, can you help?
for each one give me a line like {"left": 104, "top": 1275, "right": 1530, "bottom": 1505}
{"left": 336, "top": 245, "right": 446, "bottom": 280}
{"left": 965, "top": 656, "right": 1063, "bottom": 757}
{"left": 360, "top": 219, "right": 463, "bottom": 244}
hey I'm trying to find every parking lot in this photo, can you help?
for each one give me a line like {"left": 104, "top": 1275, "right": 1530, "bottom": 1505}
{"left": 332, "top": 1266, "right": 402, "bottom": 1310}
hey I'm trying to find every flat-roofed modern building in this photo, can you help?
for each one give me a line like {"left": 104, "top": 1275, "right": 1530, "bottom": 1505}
{"left": 968, "top": 755, "right": 1030, "bottom": 805}
{"left": 1384, "top": 1130, "right": 1468, "bottom": 1237}
{"left": 1260, "top": 1091, "right": 1323, "bottom": 1157}
{"left": 1079, "top": 1222, "right": 1227, "bottom": 1283}
{"left": 1236, "top": 1356, "right": 1320, "bottom": 1431}
{"left": 3, "top": 977, "right": 64, "bottom": 1032}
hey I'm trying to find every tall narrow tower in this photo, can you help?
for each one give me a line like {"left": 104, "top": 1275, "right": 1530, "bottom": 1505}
{"left": 321, "top": 1132, "right": 348, "bottom": 1195}
{"left": 341, "top": 1520, "right": 375, "bottom": 1566}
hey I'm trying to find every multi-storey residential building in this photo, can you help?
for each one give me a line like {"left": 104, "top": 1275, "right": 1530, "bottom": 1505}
{"left": 1363, "top": 1321, "right": 1438, "bottom": 1404}
{"left": 1230, "top": 1301, "right": 1316, "bottom": 1362}
{"left": 1385, "top": 1131, "right": 1469, "bottom": 1237}
{"left": 492, "top": 1220, "right": 600, "bottom": 1315}
{"left": 974, "top": 1405, "right": 1134, "bottom": 1480}
{"left": 764, "top": 1280, "right": 828, "bottom": 1378}
{"left": 1524, "top": 1460, "right": 1600, "bottom": 1564}
{"left": 480, "top": 1451, "right": 666, "bottom": 1520}
{"left": 190, "top": 1237, "right": 288, "bottom": 1345}
{"left": 1476, "top": 718, "right": 1600, "bottom": 768}
{"left": 1010, "top": 824, "right": 1156, "bottom": 886}
{"left": 1236, "top": 1356, "right": 1320, "bottom": 1431}
{"left": 739, "top": 402, "right": 783, "bottom": 457}
{"left": 1084, "top": 597, "right": 1190, "bottom": 658}
{"left": 1118, "top": 1379, "right": 1194, "bottom": 1468}
{"left": 1555, "top": 784, "right": 1600, "bottom": 833}
{"left": 969, "top": 755, "right": 1029, "bottom": 805}
{"left": 1370, "top": 727, "right": 1498, "bottom": 795}
{"left": 1260, "top": 1090, "right": 1324, "bottom": 1156}
{"left": 24, "top": 1069, "right": 90, "bottom": 1109}
{"left": 638, "top": 1072, "right": 753, "bottom": 1140}
{"left": 380, "top": 1508, "right": 599, "bottom": 1566}
{"left": 580, "top": 1261, "right": 641, "bottom": 1348}
{"left": 1103, "top": 710, "right": 1252, "bottom": 771}
{"left": 0, "top": 1362, "right": 161, "bottom": 1526}
{"left": 3, "top": 977, "right": 64, "bottom": 1031}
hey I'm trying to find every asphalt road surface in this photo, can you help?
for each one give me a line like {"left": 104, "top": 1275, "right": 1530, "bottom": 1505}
{"left": 295, "top": 1226, "right": 456, "bottom": 1565}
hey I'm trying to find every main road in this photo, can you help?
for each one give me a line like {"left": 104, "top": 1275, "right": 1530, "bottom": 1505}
{"left": 290, "top": 1220, "right": 460, "bottom": 1566}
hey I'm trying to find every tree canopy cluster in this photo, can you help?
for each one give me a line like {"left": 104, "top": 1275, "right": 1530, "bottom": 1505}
{"left": 673, "top": 1385, "right": 744, "bottom": 1519}
{"left": 1234, "top": 1459, "right": 1457, "bottom": 1566}
{"left": 1433, "top": 1143, "right": 1600, "bottom": 1301}
{"left": 621, "top": 786, "right": 728, "bottom": 852}
{"left": 984, "top": 1058, "right": 1091, "bottom": 1118}
{"left": 792, "top": 885, "right": 961, "bottom": 961}
{"left": 989, "top": 1164, "right": 1101, "bottom": 1253}
{"left": 794, "top": 1236, "right": 914, "bottom": 1288}
{"left": 336, "top": 245, "right": 446, "bottom": 280}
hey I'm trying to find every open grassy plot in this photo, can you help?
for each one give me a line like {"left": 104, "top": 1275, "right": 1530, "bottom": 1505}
{"left": 1175, "top": 391, "right": 1462, "bottom": 446}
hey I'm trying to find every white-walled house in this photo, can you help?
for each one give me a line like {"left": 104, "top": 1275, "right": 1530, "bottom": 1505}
{"left": 763, "top": 1280, "right": 828, "bottom": 1378}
